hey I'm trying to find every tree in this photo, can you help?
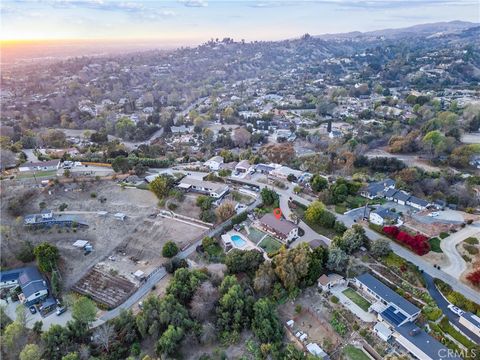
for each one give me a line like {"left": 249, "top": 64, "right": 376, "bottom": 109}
{"left": 112, "top": 156, "right": 131, "bottom": 173}
{"left": 149, "top": 174, "right": 175, "bottom": 200}
{"left": 166, "top": 268, "right": 206, "bottom": 305}
{"left": 190, "top": 281, "right": 219, "bottom": 321}
{"left": 466, "top": 269, "right": 480, "bottom": 286}
{"left": 260, "top": 188, "right": 279, "bottom": 207}
{"left": 162, "top": 241, "right": 179, "bottom": 258}
{"left": 306, "top": 246, "right": 329, "bottom": 285}
{"left": 370, "top": 238, "right": 391, "bottom": 258}
{"left": 217, "top": 275, "right": 251, "bottom": 341}
{"left": 19, "top": 344, "right": 42, "bottom": 360}
{"left": 156, "top": 325, "right": 184, "bottom": 356}
{"left": 42, "top": 324, "right": 70, "bottom": 360}
{"left": 332, "top": 225, "right": 370, "bottom": 254}
{"left": 310, "top": 175, "right": 328, "bottom": 192}
{"left": 251, "top": 299, "right": 283, "bottom": 343}
{"left": 233, "top": 127, "right": 251, "bottom": 148}
{"left": 273, "top": 244, "right": 310, "bottom": 291}
{"left": 94, "top": 323, "right": 115, "bottom": 353}
{"left": 72, "top": 296, "right": 97, "bottom": 326}
{"left": 2, "top": 321, "right": 25, "bottom": 358}
{"left": 33, "top": 242, "right": 59, "bottom": 273}
{"left": 327, "top": 248, "right": 349, "bottom": 272}
{"left": 61, "top": 353, "right": 79, "bottom": 360}
{"left": 225, "top": 249, "right": 264, "bottom": 274}
{"left": 305, "top": 201, "right": 326, "bottom": 223}
{"left": 423, "top": 130, "right": 446, "bottom": 156}
{"left": 215, "top": 201, "right": 236, "bottom": 221}
{"left": 254, "top": 262, "right": 277, "bottom": 295}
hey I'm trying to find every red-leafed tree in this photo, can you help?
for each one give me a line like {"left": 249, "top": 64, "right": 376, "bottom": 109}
{"left": 383, "top": 226, "right": 399, "bottom": 238}
{"left": 467, "top": 269, "right": 480, "bottom": 286}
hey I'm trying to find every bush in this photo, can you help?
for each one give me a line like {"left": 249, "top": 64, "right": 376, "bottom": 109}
{"left": 330, "top": 295, "right": 339, "bottom": 304}
{"left": 16, "top": 241, "right": 35, "bottom": 263}
{"left": 167, "top": 202, "right": 178, "bottom": 211}
{"left": 439, "top": 232, "right": 449, "bottom": 239}
{"left": 422, "top": 305, "right": 442, "bottom": 321}
{"left": 464, "top": 244, "right": 479, "bottom": 255}
{"left": 382, "top": 226, "right": 430, "bottom": 255}
{"left": 465, "top": 237, "right": 479, "bottom": 245}
{"left": 162, "top": 241, "right": 179, "bottom": 258}
{"left": 231, "top": 211, "right": 248, "bottom": 225}
{"left": 58, "top": 203, "right": 68, "bottom": 211}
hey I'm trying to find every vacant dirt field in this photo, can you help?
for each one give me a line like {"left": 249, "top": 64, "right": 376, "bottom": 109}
{"left": 0, "top": 181, "right": 203, "bottom": 289}
{"left": 278, "top": 288, "right": 342, "bottom": 353}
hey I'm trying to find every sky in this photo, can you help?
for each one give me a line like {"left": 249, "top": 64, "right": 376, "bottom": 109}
{"left": 1, "top": 0, "right": 479, "bottom": 44}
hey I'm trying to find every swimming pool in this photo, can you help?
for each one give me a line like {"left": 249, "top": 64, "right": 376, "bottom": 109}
{"left": 230, "top": 234, "right": 246, "bottom": 247}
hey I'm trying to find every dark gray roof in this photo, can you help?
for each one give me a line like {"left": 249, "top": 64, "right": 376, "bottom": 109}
{"left": 394, "top": 322, "right": 462, "bottom": 360}
{"left": 393, "top": 191, "right": 410, "bottom": 202}
{"left": 259, "top": 213, "right": 297, "bottom": 235}
{"left": 384, "top": 188, "right": 398, "bottom": 198}
{"left": 255, "top": 164, "right": 275, "bottom": 173}
{"left": 366, "top": 182, "right": 385, "bottom": 196}
{"left": 356, "top": 273, "right": 420, "bottom": 316}
{"left": 18, "top": 267, "right": 48, "bottom": 298}
{"left": 407, "top": 196, "right": 429, "bottom": 207}
{"left": 0, "top": 267, "right": 27, "bottom": 283}
{"left": 373, "top": 208, "right": 399, "bottom": 220}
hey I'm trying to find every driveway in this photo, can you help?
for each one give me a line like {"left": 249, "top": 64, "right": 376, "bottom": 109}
{"left": 329, "top": 285, "right": 376, "bottom": 323}
{"left": 422, "top": 273, "right": 480, "bottom": 344}
{"left": 0, "top": 298, "right": 73, "bottom": 330}
{"left": 440, "top": 223, "right": 480, "bottom": 278}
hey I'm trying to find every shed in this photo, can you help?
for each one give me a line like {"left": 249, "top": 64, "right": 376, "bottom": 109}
{"left": 114, "top": 213, "right": 126, "bottom": 221}
{"left": 73, "top": 240, "right": 90, "bottom": 248}
{"left": 133, "top": 270, "right": 145, "bottom": 280}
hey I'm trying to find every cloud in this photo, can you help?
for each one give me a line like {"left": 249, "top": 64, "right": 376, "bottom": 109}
{"left": 178, "top": 0, "right": 208, "bottom": 8}
{"left": 314, "top": 0, "right": 478, "bottom": 10}
{"left": 247, "top": 1, "right": 305, "bottom": 8}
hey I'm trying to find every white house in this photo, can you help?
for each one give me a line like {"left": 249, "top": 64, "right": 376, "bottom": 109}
{"left": 178, "top": 176, "right": 229, "bottom": 199}
{"left": 270, "top": 166, "right": 303, "bottom": 180}
{"left": 204, "top": 156, "right": 224, "bottom": 171}
{"left": 317, "top": 273, "right": 345, "bottom": 292}
{"left": 374, "top": 322, "right": 393, "bottom": 341}
{"left": 235, "top": 160, "right": 252, "bottom": 173}
{"left": 369, "top": 208, "right": 401, "bottom": 226}
{"left": 406, "top": 196, "right": 430, "bottom": 211}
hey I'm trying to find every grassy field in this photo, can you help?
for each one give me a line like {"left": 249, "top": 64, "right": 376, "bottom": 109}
{"left": 343, "top": 345, "right": 371, "bottom": 360}
{"left": 258, "top": 236, "right": 282, "bottom": 253}
{"left": 342, "top": 288, "right": 371, "bottom": 312}
{"left": 17, "top": 170, "right": 57, "bottom": 179}
{"left": 429, "top": 237, "right": 443, "bottom": 253}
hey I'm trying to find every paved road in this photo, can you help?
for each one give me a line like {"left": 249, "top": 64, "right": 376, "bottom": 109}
{"left": 236, "top": 176, "right": 480, "bottom": 305}
{"left": 440, "top": 224, "right": 480, "bottom": 278}
{"left": 423, "top": 273, "right": 480, "bottom": 344}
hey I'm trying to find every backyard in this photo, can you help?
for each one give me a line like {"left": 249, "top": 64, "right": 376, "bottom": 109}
{"left": 343, "top": 345, "right": 371, "bottom": 360}
{"left": 258, "top": 235, "right": 282, "bottom": 254}
{"left": 342, "top": 288, "right": 372, "bottom": 312}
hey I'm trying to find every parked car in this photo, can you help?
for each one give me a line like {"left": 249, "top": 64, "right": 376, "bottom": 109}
{"left": 29, "top": 306, "right": 37, "bottom": 314}
{"left": 56, "top": 307, "right": 67, "bottom": 316}
{"left": 448, "top": 304, "right": 464, "bottom": 316}
{"left": 428, "top": 212, "right": 439, "bottom": 217}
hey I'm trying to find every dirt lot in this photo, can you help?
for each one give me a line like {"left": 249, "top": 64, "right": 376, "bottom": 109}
{"left": 0, "top": 181, "right": 203, "bottom": 289}
{"left": 278, "top": 288, "right": 342, "bottom": 353}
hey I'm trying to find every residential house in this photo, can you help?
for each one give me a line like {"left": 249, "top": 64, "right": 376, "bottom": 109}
{"left": 459, "top": 312, "right": 480, "bottom": 337}
{"left": 318, "top": 273, "right": 345, "bottom": 292}
{"left": 24, "top": 210, "right": 88, "bottom": 229}
{"left": 18, "top": 267, "right": 49, "bottom": 306}
{"left": 270, "top": 166, "right": 303, "bottom": 181}
{"left": 355, "top": 273, "right": 459, "bottom": 360}
{"left": 0, "top": 267, "right": 49, "bottom": 306}
{"left": 19, "top": 159, "right": 60, "bottom": 172}
{"left": 255, "top": 163, "right": 277, "bottom": 174}
{"left": 406, "top": 196, "right": 430, "bottom": 211}
{"left": 235, "top": 160, "right": 252, "bottom": 174}
{"left": 369, "top": 207, "right": 401, "bottom": 226}
{"left": 257, "top": 213, "right": 298, "bottom": 243}
{"left": 204, "top": 156, "right": 224, "bottom": 171}
{"left": 306, "top": 343, "right": 330, "bottom": 360}
{"left": 360, "top": 179, "right": 396, "bottom": 199}
{"left": 384, "top": 188, "right": 399, "bottom": 201}
{"left": 392, "top": 191, "right": 410, "bottom": 206}
{"left": 178, "top": 177, "right": 229, "bottom": 199}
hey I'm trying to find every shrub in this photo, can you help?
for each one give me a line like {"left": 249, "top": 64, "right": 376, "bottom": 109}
{"left": 162, "top": 241, "right": 179, "bottom": 258}
{"left": 463, "top": 244, "right": 479, "bottom": 255}
{"left": 16, "top": 241, "right": 35, "bottom": 263}
{"left": 466, "top": 269, "right": 480, "bottom": 287}
{"left": 330, "top": 295, "right": 339, "bottom": 304}
{"left": 231, "top": 211, "right": 248, "bottom": 225}
{"left": 167, "top": 202, "right": 178, "bottom": 211}
{"left": 58, "top": 203, "right": 68, "bottom": 211}
{"left": 465, "top": 237, "right": 479, "bottom": 245}
{"left": 439, "top": 232, "right": 449, "bottom": 239}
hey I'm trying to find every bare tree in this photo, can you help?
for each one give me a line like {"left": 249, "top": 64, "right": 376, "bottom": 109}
{"left": 232, "top": 127, "right": 251, "bottom": 148}
{"left": 200, "top": 322, "right": 216, "bottom": 345}
{"left": 93, "top": 323, "right": 115, "bottom": 353}
{"left": 190, "top": 281, "right": 219, "bottom": 321}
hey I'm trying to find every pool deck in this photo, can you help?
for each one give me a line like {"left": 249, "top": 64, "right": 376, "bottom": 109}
{"left": 222, "top": 231, "right": 258, "bottom": 251}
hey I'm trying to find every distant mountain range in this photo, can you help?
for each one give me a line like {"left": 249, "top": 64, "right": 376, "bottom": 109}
{"left": 316, "top": 20, "right": 479, "bottom": 40}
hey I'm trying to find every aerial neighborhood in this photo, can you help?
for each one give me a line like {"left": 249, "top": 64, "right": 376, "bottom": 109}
{"left": 1, "top": 15, "right": 480, "bottom": 360}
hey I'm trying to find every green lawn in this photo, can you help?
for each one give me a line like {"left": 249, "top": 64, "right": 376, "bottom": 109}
{"left": 429, "top": 237, "right": 443, "bottom": 253}
{"left": 258, "top": 236, "right": 282, "bottom": 254}
{"left": 343, "top": 345, "right": 371, "bottom": 360}
{"left": 342, "top": 288, "right": 371, "bottom": 312}
{"left": 17, "top": 170, "right": 57, "bottom": 179}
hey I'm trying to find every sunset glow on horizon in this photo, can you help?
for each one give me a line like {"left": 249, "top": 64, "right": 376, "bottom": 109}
{"left": 2, "top": 0, "right": 479, "bottom": 45}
